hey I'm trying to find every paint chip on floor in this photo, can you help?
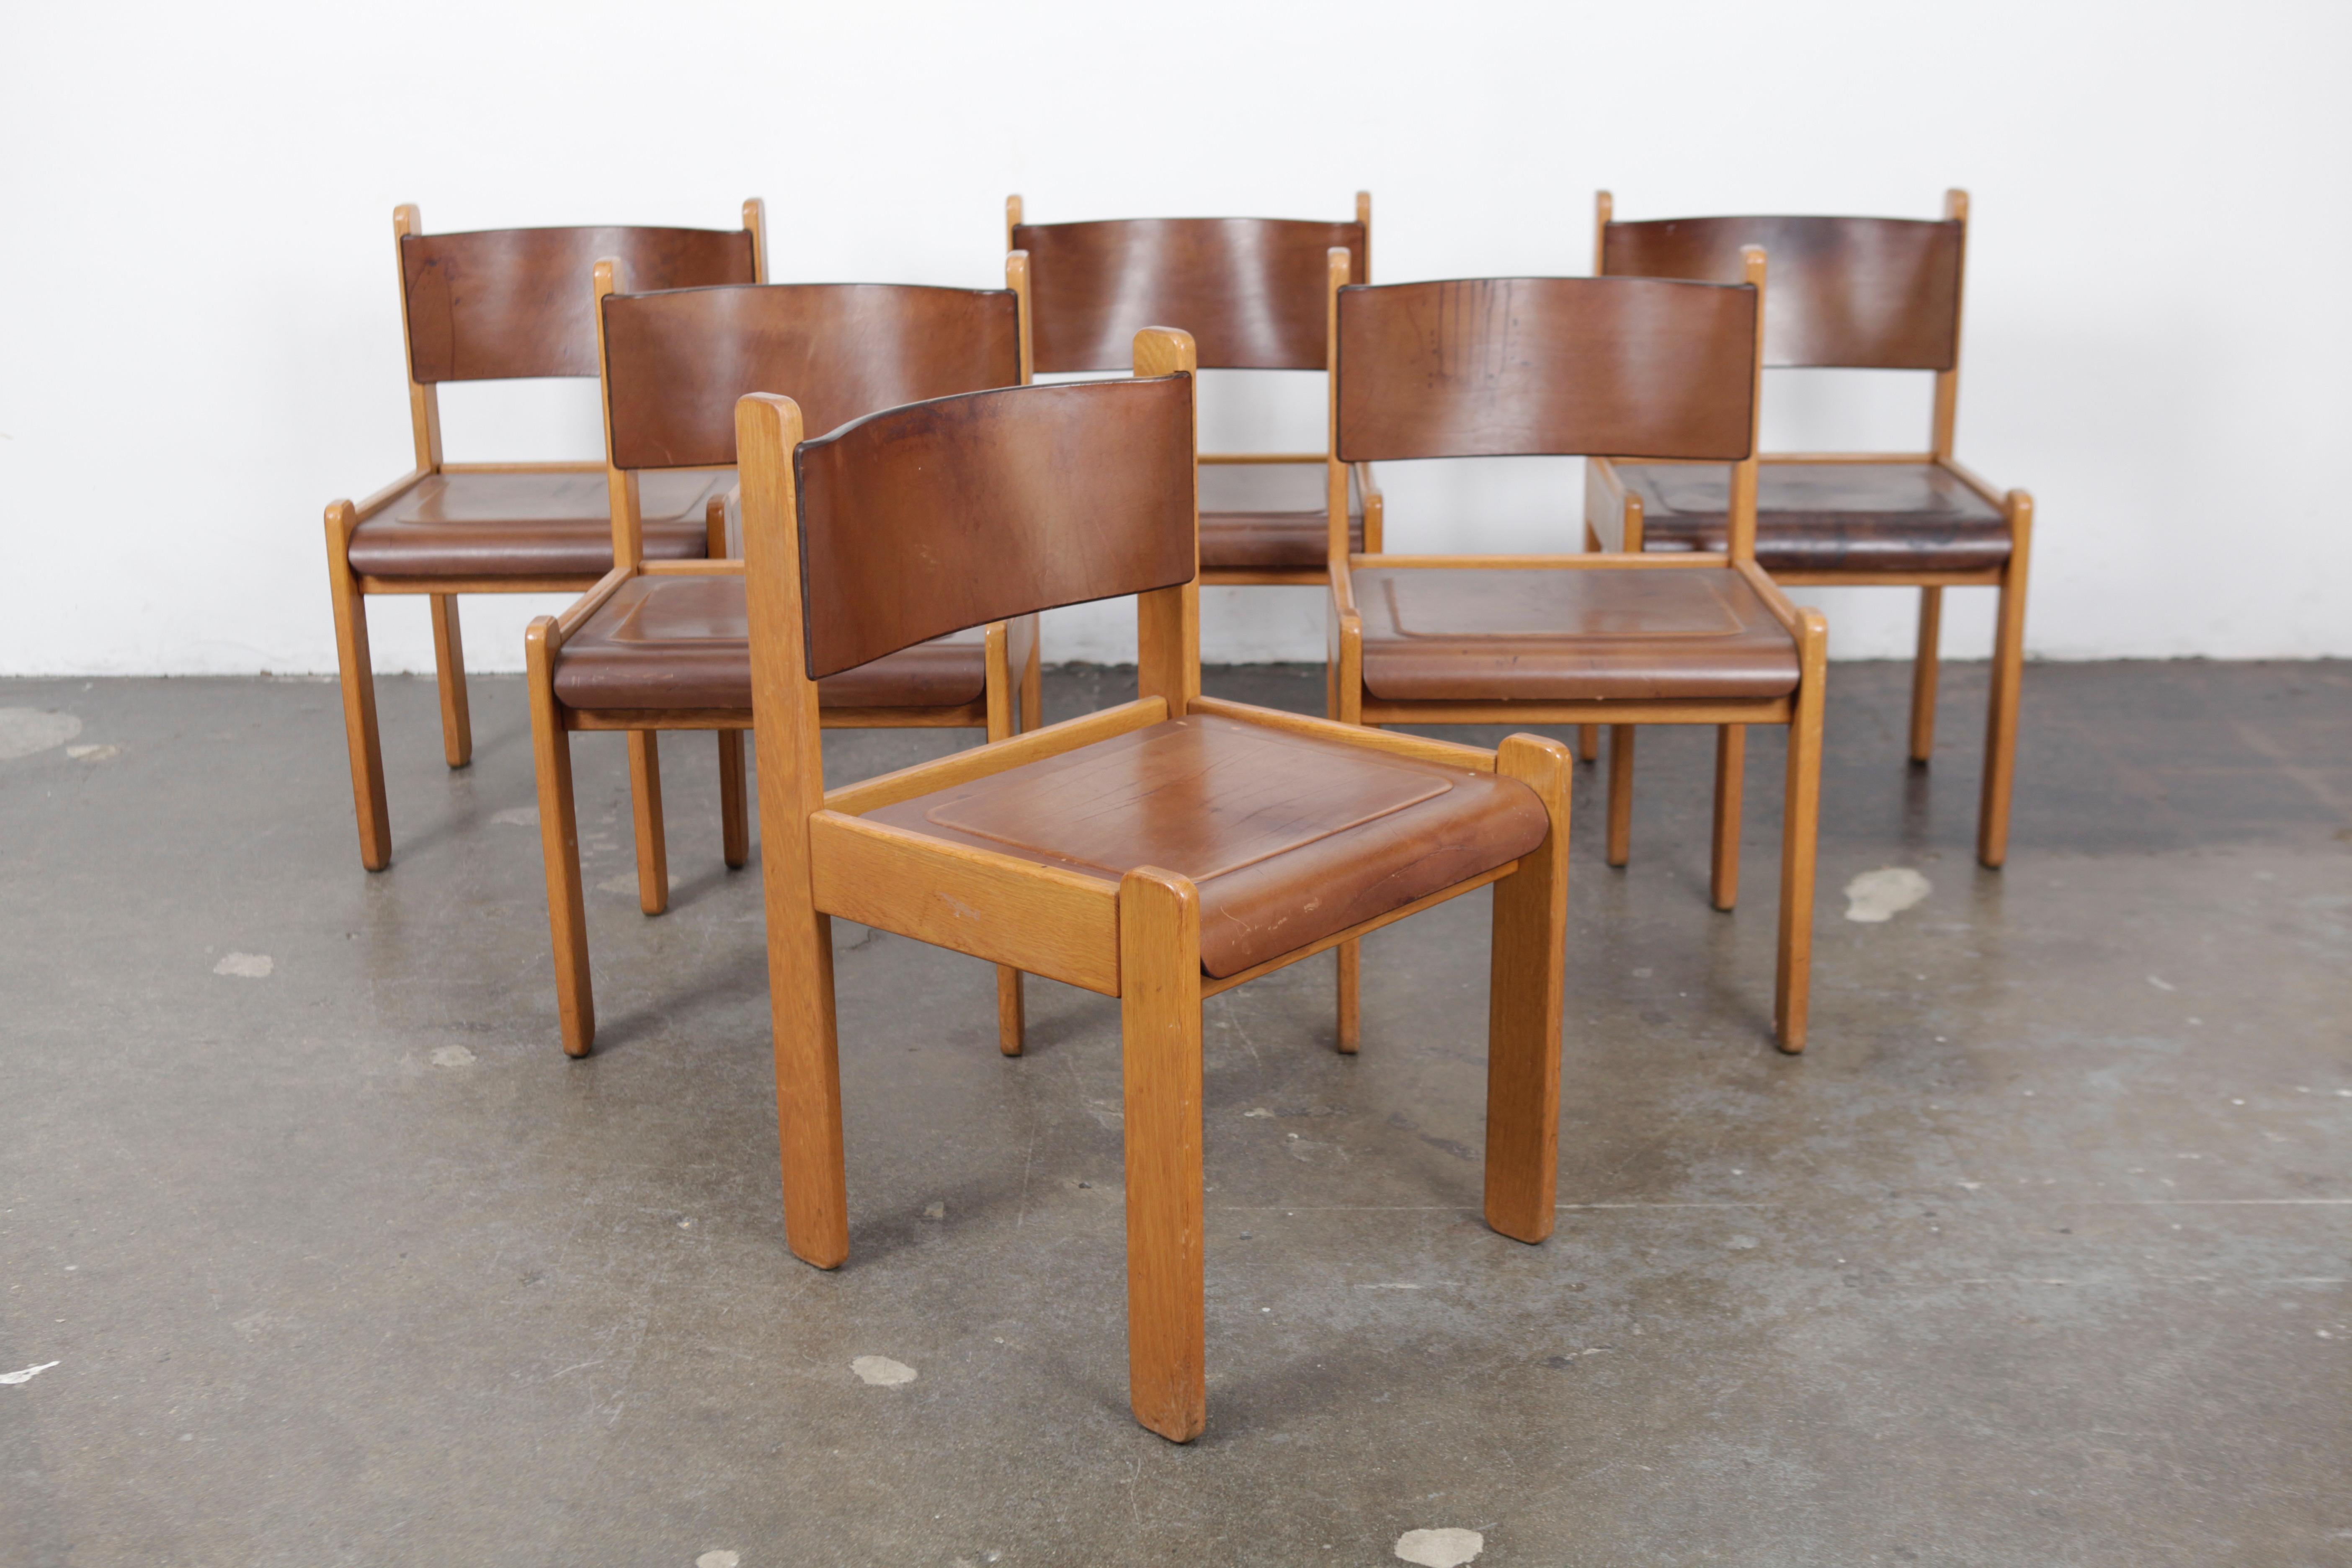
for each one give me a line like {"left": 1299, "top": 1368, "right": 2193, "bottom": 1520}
{"left": 430, "top": 1046, "right": 476, "bottom": 1068}
{"left": 491, "top": 806, "right": 539, "bottom": 827}
{"left": 696, "top": 1553, "right": 740, "bottom": 1568}
{"left": 0, "top": 709, "right": 81, "bottom": 760}
{"left": 65, "top": 743, "right": 120, "bottom": 761}
{"left": 1726, "top": 1234, "right": 1759, "bottom": 1250}
{"left": 851, "top": 1355, "right": 916, "bottom": 1387}
{"left": 923, "top": 1201, "right": 946, "bottom": 1220}
{"left": 0, "top": 1361, "right": 59, "bottom": 1385}
{"left": 1395, "top": 1527, "right": 1484, "bottom": 1567}
{"left": 1844, "top": 866, "right": 1931, "bottom": 923}
{"left": 214, "top": 952, "right": 273, "bottom": 978}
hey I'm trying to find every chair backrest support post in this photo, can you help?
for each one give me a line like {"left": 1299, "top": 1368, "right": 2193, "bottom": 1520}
{"left": 1931, "top": 188, "right": 1969, "bottom": 459}
{"left": 392, "top": 204, "right": 444, "bottom": 472}
{"left": 1134, "top": 328, "right": 1202, "bottom": 716}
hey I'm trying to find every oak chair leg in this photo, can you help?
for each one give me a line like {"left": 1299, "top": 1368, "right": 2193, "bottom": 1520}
{"left": 1484, "top": 735, "right": 1571, "bottom": 1243}
{"left": 325, "top": 516, "right": 391, "bottom": 872}
{"left": 1021, "top": 632, "right": 1044, "bottom": 734}
{"left": 1908, "top": 586, "right": 1942, "bottom": 764}
{"left": 1774, "top": 615, "right": 1828, "bottom": 1053}
{"left": 1119, "top": 868, "right": 1207, "bottom": 1443}
{"left": 628, "top": 730, "right": 669, "bottom": 916}
{"left": 526, "top": 625, "right": 593, "bottom": 1056}
{"left": 717, "top": 730, "right": 750, "bottom": 869}
{"left": 1576, "top": 525, "right": 1601, "bottom": 763}
{"left": 770, "top": 909, "right": 848, "bottom": 1268}
{"left": 1335, "top": 940, "right": 1361, "bottom": 1054}
{"left": 1978, "top": 493, "right": 2033, "bottom": 868}
{"left": 1710, "top": 725, "right": 1746, "bottom": 912}
{"left": 985, "top": 633, "right": 1028, "bottom": 1056}
{"left": 429, "top": 593, "right": 473, "bottom": 769}
{"left": 1605, "top": 725, "right": 1636, "bottom": 867}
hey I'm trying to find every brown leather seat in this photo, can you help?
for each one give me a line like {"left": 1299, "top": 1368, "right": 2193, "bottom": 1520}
{"left": 345, "top": 469, "right": 729, "bottom": 578}
{"left": 550, "top": 575, "right": 985, "bottom": 711}
{"left": 862, "top": 712, "right": 1547, "bottom": 977}
{"left": 1352, "top": 566, "right": 1801, "bottom": 702}
{"left": 1614, "top": 461, "right": 2010, "bottom": 573}
{"left": 1197, "top": 463, "right": 1363, "bottom": 571}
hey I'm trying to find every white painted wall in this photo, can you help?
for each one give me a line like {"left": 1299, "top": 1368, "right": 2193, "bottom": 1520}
{"left": 4, "top": 0, "right": 2346, "bottom": 676}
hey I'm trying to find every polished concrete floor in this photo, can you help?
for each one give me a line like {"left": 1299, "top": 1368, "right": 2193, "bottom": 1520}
{"left": 2, "top": 660, "right": 2347, "bottom": 1566}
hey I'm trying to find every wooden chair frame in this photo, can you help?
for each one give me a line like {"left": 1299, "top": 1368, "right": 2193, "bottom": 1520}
{"left": 1004, "top": 194, "right": 1381, "bottom": 588}
{"left": 325, "top": 199, "right": 767, "bottom": 871}
{"left": 743, "top": 329, "right": 1572, "bottom": 1442}
{"left": 523, "top": 257, "right": 1042, "bottom": 1058}
{"left": 1583, "top": 190, "right": 2033, "bottom": 867}
{"left": 1324, "top": 249, "right": 1828, "bottom": 1052}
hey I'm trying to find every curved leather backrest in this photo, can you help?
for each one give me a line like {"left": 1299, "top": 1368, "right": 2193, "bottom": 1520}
{"left": 796, "top": 377, "right": 1197, "bottom": 678}
{"left": 1012, "top": 218, "right": 1367, "bottom": 372}
{"left": 602, "top": 284, "right": 1022, "bottom": 470}
{"left": 401, "top": 225, "right": 756, "bottom": 382}
{"left": 1335, "top": 276, "right": 1757, "bottom": 463}
{"left": 1602, "top": 216, "right": 1961, "bottom": 371}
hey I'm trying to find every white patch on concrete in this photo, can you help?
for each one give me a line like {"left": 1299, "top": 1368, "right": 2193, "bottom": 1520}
{"left": 213, "top": 952, "right": 273, "bottom": 978}
{"left": 491, "top": 806, "right": 538, "bottom": 827}
{"left": 923, "top": 1201, "right": 946, "bottom": 1220}
{"left": 1844, "top": 866, "right": 1931, "bottom": 923}
{"left": 0, "top": 709, "right": 82, "bottom": 760}
{"left": 0, "top": 1361, "right": 59, "bottom": 1385}
{"left": 1395, "top": 1527, "right": 1484, "bottom": 1567}
{"left": 430, "top": 1045, "right": 476, "bottom": 1068}
{"left": 2146, "top": 974, "right": 2177, "bottom": 991}
{"left": 65, "top": 743, "right": 120, "bottom": 761}
{"left": 1243, "top": 1107, "right": 1274, "bottom": 1118}
{"left": 697, "top": 1553, "right": 740, "bottom": 1568}
{"left": 851, "top": 1355, "right": 916, "bottom": 1387}
{"left": 1726, "top": 1234, "right": 1759, "bottom": 1250}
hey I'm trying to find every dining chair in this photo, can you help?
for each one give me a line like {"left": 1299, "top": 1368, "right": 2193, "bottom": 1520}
{"left": 325, "top": 200, "right": 765, "bottom": 870}
{"left": 1324, "top": 248, "right": 1827, "bottom": 1052}
{"left": 1586, "top": 190, "right": 2032, "bottom": 867}
{"left": 741, "top": 327, "right": 1571, "bottom": 1441}
{"left": 524, "top": 260, "right": 1037, "bottom": 1058}
{"left": 1006, "top": 194, "right": 1376, "bottom": 586}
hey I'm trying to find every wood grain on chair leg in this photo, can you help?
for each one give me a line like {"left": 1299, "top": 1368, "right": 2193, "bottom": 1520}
{"left": 325, "top": 503, "right": 390, "bottom": 871}
{"left": 1335, "top": 940, "right": 1361, "bottom": 1054}
{"left": 1908, "top": 586, "right": 1942, "bottom": 764}
{"left": 627, "top": 730, "right": 668, "bottom": 916}
{"left": 526, "top": 620, "right": 593, "bottom": 1056}
{"left": 1710, "top": 725, "right": 1746, "bottom": 912}
{"left": 429, "top": 593, "right": 472, "bottom": 769}
{"left": 985, "top": 622, "right": 1027, "bottom": 1055}
{"left": 1484, "top": 735, "right": 1571, "bottom": 1243}
{"left": 1774, "top": 613, "right": 1829, "bottom": 1053}
{"left": 770, "top": 908, "right": 848, "bottom": 1269}
{"left": 1605, "top": 725, "right": 1636, "bottom": 867}
{"left": 1021, "top": 626, "right": 1044, "bottom": 734}
{"left": 1978, "top": 492, "right": 2032, "bottom": 869}
{"left": 717, "top": 730, "right": 750, "bottom": 869}
{"left": 1119, "top": 867, "right": 1207, "bottom": 1443}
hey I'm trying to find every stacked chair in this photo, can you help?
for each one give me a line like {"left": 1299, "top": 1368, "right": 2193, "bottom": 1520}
{"left": 325, "top": 201, "right": 766, "bottom": 867}
{"left": 1323, "top": 248, "right": 1827, "bottom": 1052}
{"left": 322, "top": 191, "right": 2030, "bottom": 1439}
{"left": 1585, "top": 191, "right": 2032, "bottom": 867}
{"left": 526, "top": 261, "right": 1040, "bottom": 1057}
{"left": 734, "top": 328, "right": 1571, "bottom": 1441}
